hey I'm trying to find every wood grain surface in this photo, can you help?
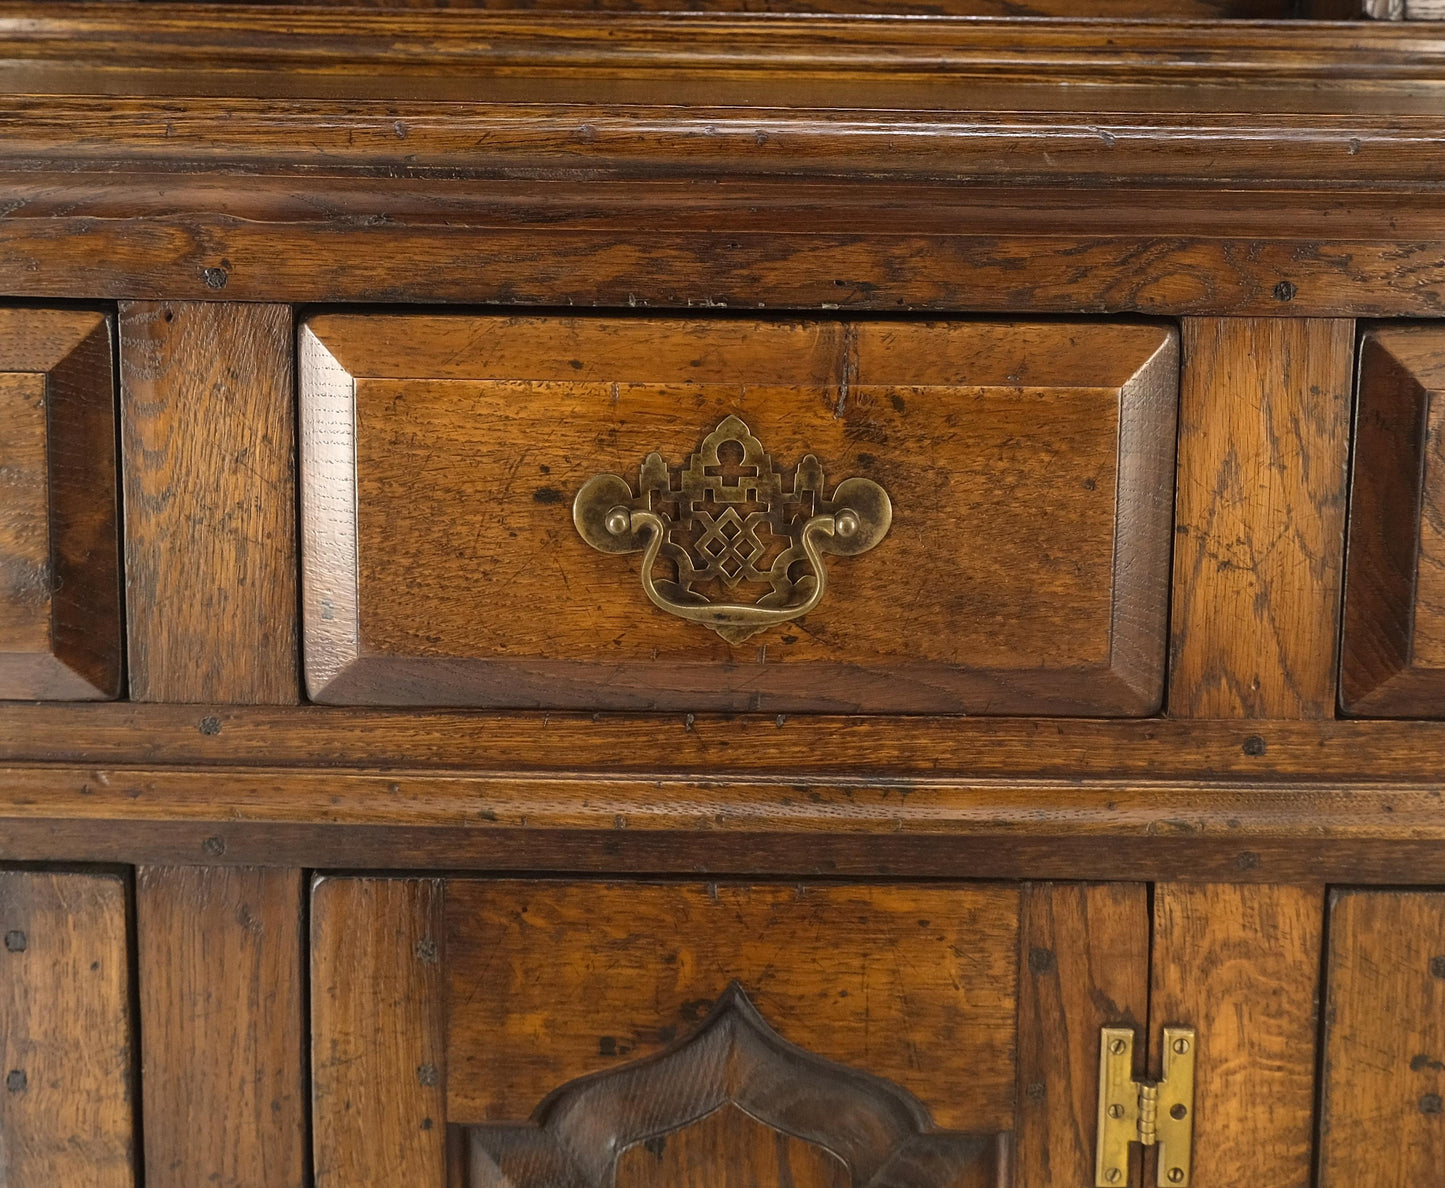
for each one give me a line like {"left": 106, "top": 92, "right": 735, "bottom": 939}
{"left": 1318, "top": 890, "right": 1445, "bottom": 1188}
{"left": 120, "top": 302, "right": 297, "bottom": 704}
{"left": 445, "top": 881, "right": 1018, "bottom": 1131}
{"left": 303, "top": 315, "right": 1175, "bottom": 714}
{"left": 0, "top": 308, "right": 119, "bottom": 700}
{"left": 1015, "top": 883, "right": 1150, "bottom": 1188}
{"left": 468, "top": 978, "right": 998, "bottom": 1188}
{"left": 63, "top": 0, "right": 1322, "bottom": 14}
{"left": 10, "top": 704, "right": 1445, "bottom": 780}
{"left": 0, "top": 15, "right": 1435, "bottom": 312}
{"left": 613, "top": 1105, "right": 848, "bottom": 1188}
{"left": 1342, "top": 325, "right": 1445, "bottom": 715}
{"left": 136, "top": 866, "right": 307, "bottom": 1188}
{"left": 0, "top": 870, "right": 135, "bottom": 1188}
{"left": 1150, "top": 884, "right": 1323, "bottom": 1188}
{"left": 1170, "top": 318, "right": 1354, "bottom": 718}
{"left": 312, "top": 878, "right": 447, "bottom": 1188}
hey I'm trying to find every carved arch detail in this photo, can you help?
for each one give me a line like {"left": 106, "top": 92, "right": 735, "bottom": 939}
{"left": 467, "top": 982, "right": 998, "bottom": 1188}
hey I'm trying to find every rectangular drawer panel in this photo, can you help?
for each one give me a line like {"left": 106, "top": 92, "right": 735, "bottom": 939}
{"left": 301, "top": 315, "right": 1176, "bottom": 713}
{"left": 0, "top": 309, "right": 120, "bottom": 700}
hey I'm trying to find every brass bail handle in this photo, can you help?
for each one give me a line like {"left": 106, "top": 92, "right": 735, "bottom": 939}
{"left": 573, "top": 415, "right": 891, "bottom": 645}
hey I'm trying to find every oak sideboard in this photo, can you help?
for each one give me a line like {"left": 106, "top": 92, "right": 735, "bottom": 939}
{"left": 3, "top": 4, "right": 1445, "bottom": 1187}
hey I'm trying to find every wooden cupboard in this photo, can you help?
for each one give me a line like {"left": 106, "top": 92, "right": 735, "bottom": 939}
{"left": 3, "top": 5, "right": 1445, "bottom": 1188}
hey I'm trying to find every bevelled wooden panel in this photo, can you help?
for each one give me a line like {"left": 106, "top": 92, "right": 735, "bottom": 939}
{"left": 1170, "top": 318, "right": 1354, "bottom": 718}
{"left": 1015, "top": 883, "right": 1150, "bottom": 1188}
{"left": 312, "top": 877, "right": 447, "bottom": 1188}
{"left": 1150, "top": 884, "right": 1323, "bottom": 1188}
{"left": 120, "top": 302, "right": 298, "bottom": 704}
{"left": 1341, "top": 325, "right": 1445, "bottom": 715}
{"left": 302, "top": 315, "right": 1177, "bottom": 713}
{"left": 1318, "top": 891, "right": 1445, "bottom": 1188}
{"left": 136, "top": 866, "right": 307, "bottom": 1188}
{"left": 0, "top": 308, "right": 120, "bottom": 700}
{"left": 444, "top": 880, "right": 1019, "bottom": 1133}
{"left": 0, "top": 870, "right": 135, "bottom": 1187}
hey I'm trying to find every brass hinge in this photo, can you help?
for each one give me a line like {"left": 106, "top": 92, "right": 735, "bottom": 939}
{"left": 1095, "top": 1025, "right": 1196, "bottom": 1188}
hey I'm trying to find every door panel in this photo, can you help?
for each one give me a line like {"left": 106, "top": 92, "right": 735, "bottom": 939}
{"left": 311, "top": 876, "right": 1155, "bottom": 1187}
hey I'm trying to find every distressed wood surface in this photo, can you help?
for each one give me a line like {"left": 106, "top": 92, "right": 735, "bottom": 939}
{"left": 1150, "top": 884, "right": 1323, "bottom": 1188}
{"left": 1169, "top": 318, "right": 1354, "bottom": 718}
{"left": 0, "top": 15, "right": 1435, "bottom": 310}
{"left": 11, "top": 705, "right": 1445, "bottom": 779}
{"left": 0, "top": 308, "right": 119, "bottom": 700}
{"left": 1015, "top": 883, "right": 1150, "bottom": 1188}
{"left": 1318, "top": 891, "right": 1445, "bottom": 1188}
{"left": 303, "top": 315, "right": 1175, "bottom": 714}
{"left": 136, "top": 866, "right": 307, "bottom": 1188}
{"left": 1341, "top": 325, "right": 1445, "bottom": 715}
{"left": 0, "top": 870, "right": 135, "bottom": 1188}
{"left": 9, "top": 760, "right": 1445, "bottom": 881}
{"left": 120, "top": 302, "right": 297, "bottom": 704}
{"left": 312, "top": 878, "right": 447, "bottom": 1188}
{"left": 445, "top": 881, "right": 1018, "bottom": 1131}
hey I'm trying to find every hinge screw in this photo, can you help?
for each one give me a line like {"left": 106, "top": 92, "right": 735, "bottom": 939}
{"left": 1105, "top": 1169, "right": 1122, "bottom": 1183}
{"left": 1108, "top": 1103, "right": 1125, "bottom": 1119}
{"left": 1172, "top": 1037, "right": 1191, "bottom": 1055}
{"left": 1110, "top": 1038, "right": 1127, "bottom": 1055}
{"left": 1168, "top": 1169, "right": 1185, "bottom": 1183}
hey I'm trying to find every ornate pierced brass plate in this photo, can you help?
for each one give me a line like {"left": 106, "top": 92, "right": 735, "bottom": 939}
{"left": 573, "top": 415, "right": 891, "bottom": 643}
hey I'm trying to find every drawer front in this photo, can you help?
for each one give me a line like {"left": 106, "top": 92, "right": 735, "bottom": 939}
{"left": 0, "top": 309, "right": 120, "bottom": 700}
{"left": 301, "top": 315, "right": 1177, "bottom": 713}
{"left": 1343, "top": 325, "right": 1445, "bottom": 715}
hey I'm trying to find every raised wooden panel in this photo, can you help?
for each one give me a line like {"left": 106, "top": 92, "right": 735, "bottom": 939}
{"left": 1170, "top": 318, "right": 1354, "bottom": 718}
{"left": 0, "top": 870, "right": 135, "bottom": 1187}
{"left": 312, "top": 877, "right": 448, "bottom": 1188}
{"left": 1150, "top": 884, "right": 1323, "bottom": 1188}
{"left": 120, "top": 301, "right": 298, "bottom": 704}
{"left": 1318, "top": 891, "right": 1445, "bottom": 1186}
{"left": 465, "top": 983, "right": 998, "bottom": 1188}
{"left": 301, "top": 315, "right": 1177, "bottom": 714}
{"left": 0, "top": 308, "right": 119, "bottom": 700}
{"left": 1340, "top": 325, "right": 1445, "bottom": 715}
{"left": 136, "top": 866, "right": 307, "bottom": 1188}
{"left": 445, "top": 881, "right": 1019, "bottom": 1133}
{"left": 1015, "top": 883, "right": 1150, "bottom": 1188}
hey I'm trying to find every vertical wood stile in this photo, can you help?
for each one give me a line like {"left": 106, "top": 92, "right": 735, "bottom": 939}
{"left": 136, "top": 866, "right": 307, "bottom": 1188}
{"left": 1170, "top": 318, "right": 1354, "bottom": 718}
{"left": 0, "top": 871, "right": 136, "bottom": 1187}
{"left": 120, "top": 301, "right": 297, "bottom": 704}
{"left": 312, "top": 878, "right": 448, "bottom": 1188}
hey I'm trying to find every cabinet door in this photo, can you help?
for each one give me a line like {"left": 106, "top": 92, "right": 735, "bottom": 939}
{"left": 1318, "top": 890, "right": 1445, "bottom": 1187}
{"left": 311, "top": 878, "right": 1151, "bottom": 1188}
